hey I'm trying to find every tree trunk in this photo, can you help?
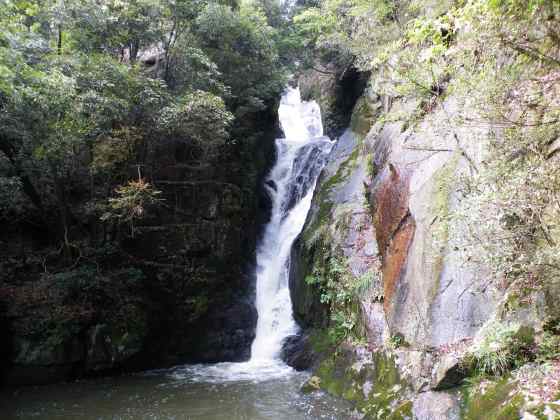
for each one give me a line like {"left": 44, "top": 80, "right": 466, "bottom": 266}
{"left": 57, "top": 24, "right": 62, "bottom": 55}
{"left": 49, "top": 161, "right": 72, "bottom": 260}
{"left": 130, "top": 39, "right": 140, "bottom": 63}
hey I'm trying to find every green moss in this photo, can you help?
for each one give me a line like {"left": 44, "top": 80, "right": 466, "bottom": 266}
{"left": 351, "top": 96, "right": 375, "bottom": 139}
{"left": 316, "top": 354, "right": 349, "bottom": 396}
{"left": 301, "top": 375, "right": 322, "bottom": 393}
{"left": 302, "top": 145, "right": 362, "bottom": 247}
{"left": 527, "top": 406, "right": 550, "bottom": 420}
{"left": 389, "top": 333, "right": 410, "bottom": 349}
{"left": 313, "top": 349, "right": 408, "bottom": 419}
{"left": 387, "top": 400, "right": 413, "bottom": 420}
{"left": 527, "top": 401, "right": 560, "bottom": 420}
{"left": 503, "top": 291, "right": 522, "bottom": 313}
{"left": 309, "top": 329, "right": 335, "bottom": 354}
{"left": 366, "top": 154, "right": 378, "bottom": 180}
{"left": 460, "top": 376, "right": 523, "bottom": 420}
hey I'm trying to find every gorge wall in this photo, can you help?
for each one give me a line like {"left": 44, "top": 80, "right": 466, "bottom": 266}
{"left": 290, "top": 34, "right": 560, "bottom": 418}
{"left": 0, "top": 108, "right": 278, "bottom": 385}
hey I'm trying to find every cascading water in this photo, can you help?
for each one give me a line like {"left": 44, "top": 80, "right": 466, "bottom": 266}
{"left": 158, "top": 86, "right": 333, "bottom": 382}
{"left": 250, "top": 87, "right": 333, "bottom": 363}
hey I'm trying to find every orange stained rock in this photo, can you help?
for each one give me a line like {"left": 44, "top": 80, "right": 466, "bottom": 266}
{"left": 372, "top": 163, "right": 416, "bottom": 312}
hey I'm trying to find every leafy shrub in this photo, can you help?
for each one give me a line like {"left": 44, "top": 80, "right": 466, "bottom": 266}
{"left": 536, "top": 331, "right": 560, "bottom": 363}
{"left": 101, "top": 178, "right": 163, "bottom": 237}
{"left": 158, "top": 90, "right": 234, "bottom": 156}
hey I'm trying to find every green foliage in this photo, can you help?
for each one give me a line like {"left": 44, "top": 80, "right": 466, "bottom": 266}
{"left": 194, "top": 2, "right": 286, "bottom": 115}
{"left": 535, "top": 318, "right": 560, "bottom": 363}
{"left": 388, "top": 333, "right": 409, "bottom": 349}
{"left": 158, "top": 90, "right": 234, "bottom": 154}
{"left": 305, "top": 256, "right": 379, "bottom": 343}
{"left": 0, "top": 0, "right": 290, "bottom": 243}
{"left": 1, "top": 254, "right": 146, "bottom": 341}
{"left": 536, "top": 331, "right": 560, "bottom": 363}
{"left": 466, "top": 322, "right": 534, "bottom": 376}
{"left": 448, "top": 0, "right": 560, "bottom": 287}
{"left": 292, "top": 0, "right": 354, "bottom": 69}
{"left": 352, "top": 269, "right": 380, "bottom": 298}
{"left": 91, "top": 127, "right": 142, "bottom": 174}
{"left": 0, "top": 176, "right": 26, "bottom": 219}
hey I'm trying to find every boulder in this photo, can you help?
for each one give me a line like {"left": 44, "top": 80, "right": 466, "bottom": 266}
{"left": 281, "top": 333, "right": 317, "bottom": 371}
{"left": 413, "top": 391, "right": 461, "bottom": 420}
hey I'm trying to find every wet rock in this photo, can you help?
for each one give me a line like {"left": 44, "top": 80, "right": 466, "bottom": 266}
{"left": 281, "top": 333, "right": 316, "bottom": 371}
{"left": 301, "top": 375, "right": 322, "bottom": 393}
{"left": 284, "top": 141, "right": 332, "bottom": 213}
{"left": 371, "top": 164, "right": 416, "bottom": 315}
{"left": 396, "top": 349, "right": 435, "bottom": 392}
{"left": 176, "top": 298, "right": 257, "bottom": 363}
{"left": 299, "top": 65, "right": 369, "bottom": 138}
{"left": 6, "top": 336, "right": 84, "bottom": 385}
{"left": 86, "top": 324, "right": 112, "bottom": 371}
{"left": 85, "top": 323, "right": 144, "bottom": 372}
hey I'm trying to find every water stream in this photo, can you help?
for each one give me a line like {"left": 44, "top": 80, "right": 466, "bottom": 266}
{"left": 1, "top": 87, "right": 349, "bottom": 420}
{"left": 251, "top": 86, "right": 333, "bottom": 363}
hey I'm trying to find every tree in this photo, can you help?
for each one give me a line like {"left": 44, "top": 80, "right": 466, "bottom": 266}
{"left": 194, "top": 3, "right": 286, "bottom": 116}
{"left": 158, "top": 90, "right": 234, "bottom": 158}
{"left": 0, "top": 0, "right": 291, "bottom": 250}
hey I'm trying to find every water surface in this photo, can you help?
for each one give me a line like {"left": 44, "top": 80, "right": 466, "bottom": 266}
{"left": 2, "top": 363, "right": 353, "bottom": 420}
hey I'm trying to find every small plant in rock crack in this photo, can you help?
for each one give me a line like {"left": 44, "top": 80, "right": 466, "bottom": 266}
{"left": 388, "top": 333, "right": 410, "bottom": 349}
{"left": 305, "top": 256, "right": 375, "bottom": 344}
{"left": 465, "top": 321, "right": 534, "bottom": 376}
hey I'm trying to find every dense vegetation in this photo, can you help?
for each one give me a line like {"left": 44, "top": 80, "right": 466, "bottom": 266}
{"left": 0, "top": 0, "right": 303, "bottom": 379}
{"left": 0, "top": 0, "right": 292, "bottom": 245}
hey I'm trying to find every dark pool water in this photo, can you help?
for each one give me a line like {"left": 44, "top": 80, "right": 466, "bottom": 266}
{"left": 1, "top": 362, "right": 353, "bottom": 420}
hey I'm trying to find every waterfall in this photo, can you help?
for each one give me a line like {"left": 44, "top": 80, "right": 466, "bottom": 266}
{"left": 250, "top": 87, "right": 333, "bottom": 362}
{"left": 166, "top": 87, "right": 332, "bottom": 382}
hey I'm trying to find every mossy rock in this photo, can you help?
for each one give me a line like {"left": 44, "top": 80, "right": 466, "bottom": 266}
{"left": 387, "top": 400, "right": 413, "bottom": 420}
{"left": 313, "top": 348, "right": 409, "bottom": 419}
{"left": 351, "top": 96, "right": 377, "bottom": 139}
{"left": 302, "top": 375, "right": 322, "bottom": 393}
{"left": 460, "top": 376, "right": 523, "bottom": 420}
{"left": 302, "top": 144, "right": 362, "bottom": 247}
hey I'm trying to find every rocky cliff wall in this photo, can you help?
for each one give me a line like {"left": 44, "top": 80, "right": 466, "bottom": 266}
{"left": 0, "top": 108, "right": 278, "bottom": 385}
{"left": 292, "top": 55, "right": 560, "bottom": 418}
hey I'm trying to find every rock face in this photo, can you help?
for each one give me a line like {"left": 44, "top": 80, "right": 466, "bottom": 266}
{"left": 413, "top": 392, "right": 461, "bottom": 420}
{"left": 292, "top": 59, "right": 560, "bottom": 417}
{"left": 0, "top": 109, "right": 277, "bottom": 385}
{"left": 300, "top": 66, "right": 370, "bottom": 139}
{"left": 281, "top": 333, "right": 317, "bottom": 371}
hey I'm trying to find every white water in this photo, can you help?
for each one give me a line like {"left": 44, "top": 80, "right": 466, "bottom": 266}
{"left": 250, "top": 87, "right": 333, "bottom": 362}
{"left": 160, "top": 87, "right": 333, "bottom": 382}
